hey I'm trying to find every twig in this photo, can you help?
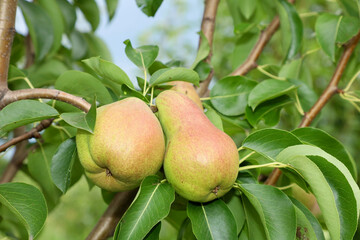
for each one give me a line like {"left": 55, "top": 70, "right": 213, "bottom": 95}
{"left": 86, "top": 190, "right": 138, "bottom": 240}
{"left": 265, "top": 30, "right": 360, "bottom": 186}
{"left": 0, "top": 0, "right": 17, "bottom": 94}
{"left": 0, "top": 89, "right": 91, "bottom": 112}
{"left": 196, "top": 0, "right": 220, "bottom": 97}
{"left": 0, "top": 119, "right": 53, "bottom": 153}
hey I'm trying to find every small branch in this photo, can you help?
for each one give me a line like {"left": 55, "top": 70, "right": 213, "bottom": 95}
{"left": 265, "top": 30, "right": 360, "bottom": 186}
{"left": 196, "top": 0, "right": 220, "bottom": 97}
{"left": 0, "top": 119, "right": 53, "bottom": 153}
{"left": 0, "top": 0, "right": 17, "bottom": 90}
{"left": 0, "top": 89, "right": 91, "bottom": 112}
{"left": 231, "top": 17, "right": 280, "bottom": 76}
{"left": 86, "top": 190, "right": 138, "bottom": 240}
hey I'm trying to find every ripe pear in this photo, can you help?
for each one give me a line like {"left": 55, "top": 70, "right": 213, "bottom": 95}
{"left": 156, "top": 90, "right": 239, "bottom": 202}
{"left": 168, "top": 81, "right": 203, "bottom": 109}
{"left": 76, "top": 97, "right": 165, "bottom": 192}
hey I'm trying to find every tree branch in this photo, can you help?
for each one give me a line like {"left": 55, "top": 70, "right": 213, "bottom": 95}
{"left": 0, "top": 89, "right": 91, "bottom": 112}
{"left": 86, "top": 190, "right": 138, "bottom": 240}
{"left": 196, "top": 0, "right": 220, "bottom": 97}
{"left": 0, "top": 0, "right": 17, "bottom": 91}
{"left": 265, "top": 30, "right": 360, "bottom": 186}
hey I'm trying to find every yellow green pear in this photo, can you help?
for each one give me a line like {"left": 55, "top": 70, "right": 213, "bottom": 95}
{"left": 76, "top": 97, "right": 165, "bottom": 192}
{"left": 168, "top": 81, "right": 203, "bottom": 109}
{"left": 156, "top": 90, "right": 239, "bottom": 202}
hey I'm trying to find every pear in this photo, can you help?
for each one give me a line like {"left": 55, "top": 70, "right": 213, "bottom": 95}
{"left": 169, "top": 81, "right": 203, "bottom": 109}
{"left": 156, "top": 90, "right": 239, "bottom": 202}
{"left": 76, "top": 97, "right": 165, "bottom": 192}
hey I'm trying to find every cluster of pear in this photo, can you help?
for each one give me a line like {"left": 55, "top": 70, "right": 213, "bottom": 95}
{"left": 76, "top": 82, "right": 239, "bottom": 202}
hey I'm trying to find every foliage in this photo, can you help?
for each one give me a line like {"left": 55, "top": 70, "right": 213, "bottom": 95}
{"left": 0, "top": 0, "right": 360, "bottom": 239}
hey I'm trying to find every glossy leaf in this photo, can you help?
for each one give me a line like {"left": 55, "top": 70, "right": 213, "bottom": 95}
{"left": 245, "top": 96, "right": 293, "bottom": 127}
{"left": 205, "top": 106, "right": 224, "bottom": 131}
{"left": 0, "top": 183, "right": 47, "bottom": 239}
{"left": 279, "top": 0, "right": 303, "bottom": 61}
{"left": 149, "top": 68, "right": 200, "bottom": 87}
{"left": 315, "top": 13, "right": 341, "bottom": 61}
{"left": 144, "top": 222, "right": 161, "bottom": 240}
{"left": 55, "top": 70, "right": 113, "bottom": 105}
{"left": 191, "top": 31, "right": 210, "bottom": 69}
{"left": 121, "top": 85, "right": 150, "bottom": 103}
{"left": 276, "top": 150, "right": 357, "bottom": 240}
{"left": 187, "top": 199, "right": 237, "bottom": 240}
{"left": 336, "top": 16, "right": 360, "bottom": 43}
{"left": 83, "top": 56, "right": 134, "bottom": 89}
{"left": 114, "top": 176, "right": 175, "bottom": 240}
{"left": 51, "top": 138, "right": 81, "bottom": 193}
{"left": 38, "top": 0, "right": 64, "bottom": 55}
{"left": 74, "top": 0, "right": 100, "bottom": 31}
{"left": 242, "top": 129, "right": 301, "bottom": 160}
{"left": 106, "top": 0, "right": 119, "bottom": 20}
{"left": 28, "top": 58, "right": 69, "bottom": 87}
{"left": 242, "top": 197, "right": 267, "bottom": 240}
{"left": 124, "top": 39, "right": 159, "bottom": 68}
{"left": 293, "top": 202, "right": 319, "bottom": 240}
{"left": 223, "top": 191, "right": 245, "bottom": 235}
{"left": 290, "top": 197, "right": 325, "bottom": 240}
{"left": 292, "top": 127, "right": 357, "bottom": 179}
{"left": 288, "top": 79, "right": 317, "bottom": 112}
{"left": 0, "top": 100, "right": 59, "bottom": 136}
{"left": 18, "top": 0, "right": 54, "bottom": 61}
{"left": 337, "top": 0, "right": 360, "bottom": 19}
{"left": 248, "top": 79, "right": 297, "bottom": 110}
{"left": 240, "top": 183, "right": 296, "bottom": 240}
{"left": 210, "top": 76, "right": 257, "bottom": 116}
{"left": 136, "top": 0, "right": 164, "bottom": 17}
{"left": 56, "top": 0, "right": 76, "bottom": 33}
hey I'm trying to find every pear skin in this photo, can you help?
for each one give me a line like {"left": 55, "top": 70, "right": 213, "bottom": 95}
{"left": 156, "top": 90, "right": 239, "bottom": 202}
{"left": 169, "top": 81, "right": 203, "bottom": 109}
{"left": 76, "top": 97, "right": 165, "bottom": 192}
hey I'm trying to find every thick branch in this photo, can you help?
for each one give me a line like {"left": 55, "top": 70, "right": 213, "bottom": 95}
{"left": 231, "top": 17, "right": 280, "bottom": 76}
{"left": 0, "top": 0, "right": 17, "bottom": 90}
{"left": 265, "top": 30, "right": 360, "bottom": 186}
{"left": 196, "top": 0, "right": 220, "bottom": 97}
{"left": 0, "top": 89, "right": 91, "bottom": 112}
{"left": 86, "top": 190, "right": 138, "bottom": 240}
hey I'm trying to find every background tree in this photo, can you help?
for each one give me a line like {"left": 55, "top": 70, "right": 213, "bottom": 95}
{"left": 0, "top": 0, "right": 360, "bottom": 239}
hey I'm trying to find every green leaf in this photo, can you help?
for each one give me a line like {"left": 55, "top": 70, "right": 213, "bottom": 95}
{"left": 114, "top": 176, "right": 175, "bottom": 240}
{"left": 149, "top": 68, "right": 200, "bottom": 87}
{"left": 292, "top": 127, "right": 357, "bottom": 180}
{"left": 51, "top": 138, "right": 81, "bottom": 193}
{"left": 0, "top": 183, "right": 47, "bottom": 239}
{"left": 194, "top": 61, "right": 212, "bottom": 82}
{"left": 0, "top": 100, "right": 58, "bottom": 136}
{"left": 187, "top": 199, "right": 237, "bottom": 240}
{"left": 239, "top": 0, "right": 257, "bottom": 19}
{"left": 239, "top": 183, "right": 296, "bottom": 240}
{"left": 38, "top": 0, "right": 64, "bottom": 55}
{"left": 18, "top": 0, "right": 54, "bottom": 61}
{"left": 245, "top": 96, "right": 293, "bottom": 127}
{"left": 276, "top": 151, "right": 355, "bottom": 240}
{"left": 74, "top": 0, "right": 100, "bottom": 31}
{"left": 70, "top": 30, "right": 88, "bottom": 60}
{"left": 248, "top": 79, "right": 297, "bottom": 110}
{"left": 191, "top": 31, "right": 210, "bottom": 69}
{"left": 279, "top": 0, "right": 303, "bottom": 61}
{"left": 223, "top": 191, "right": 245, "bottom": 235}
{"left": 106, "top": 0, "right": 119, "bottom": 20}
{"left": 242, "top": 197, "right": 267, "bottom": 240}
{"left": 55, "top": 70, "right": 113, "bottom": 105}
{"left": 84, "top": 33, "right": 112, "bottom": 61}
{"left": 337, "top": 0, "right": 360, "bottom": 19}
{"left": 315, "top": 13, "right": 342, "bottom": 61}
{"left": 288, "top": 79, "right": 317, "bottom": 112}
{"left": 210, "top": 76, "right": 257, "bottom": 116}
{"left": 242, "top": 129, "right": 301, "bottom": 160}
{"left": 336, "top": 16, "right": 360, "bottom": 43}
{"left": 136, "top": 0, "right": 164, "bottom": 17}
{"left": 124, "top": 39, "right": 159, "bottom": 68}
{"left": 56, "top": 0, "right": 76, "bottom": 33}
{"left": 28, "top": 59, "right": 69, "bottom": 87}
{"left": 204, "top": 106, "right": 223, "bottom": 131}
{"left": 61, "top": 97, "right": 96, "bottom": 133}
{"left": 290, "top": 197, "right": 325, "bottom": 240}
{"left": 293, "top": 201, "right": 320, "bottom": 240}
{"left": 82, "top": 56, "right": 134, "bottom": 89}
{"left": 121, "top": 85, "right": 150, "bottom": 103}
{"left": 144, "top": 222, "right": 161, "bottom": 240}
